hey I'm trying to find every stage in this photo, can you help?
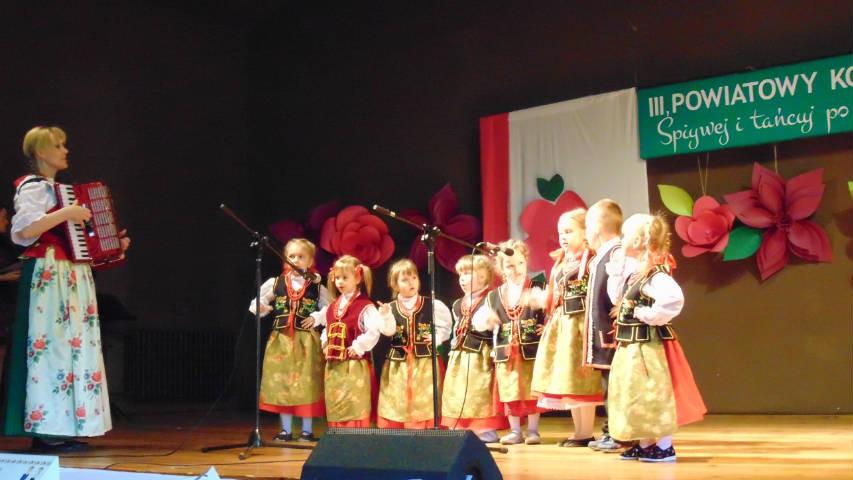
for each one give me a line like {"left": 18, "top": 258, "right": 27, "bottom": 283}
{"left": 0, "top": 413, "right": 850, "bottom": 479}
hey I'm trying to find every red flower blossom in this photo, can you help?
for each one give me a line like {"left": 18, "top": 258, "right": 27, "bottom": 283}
{"left": 86, "top": 304, "right": 97, "bottom": 315}
{"left": 320, "top": 205, "right": 395, "bottom": 268}
{"left": 40, "top": 270, "right": 52, "bottom": 281}
{"left": 92, "top": 371, "right": 102, "bottom": 382}
{"left": 674, "top": 196, "right": 735, "bottom": 257}
{"left": 76, "top": 406, "right": 87, "bottom": 418}
{"left": 32, "top": 339, "right": 46, "bottom": 350}
{"left": 723, "top": 163, "right": 832, "bottom": 281}
{"left": 70, "top": 337, "right": 82, "bottom": 348}
{"left": 66, "top": 373, "right": 75, "bottom": 383}
{"left": 519, "top": 191, "right": 587, "bottom": 272}
{"left": 400, "top": 184, "right": 481, "bottom": 272}
{"left": 29, "top": 410, "right": 43, "bottom": 421}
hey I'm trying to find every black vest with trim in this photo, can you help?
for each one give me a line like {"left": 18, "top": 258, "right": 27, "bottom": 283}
{"left": 491, "top": 280, "right": 545, "bottom": 362}
{"left": 387, "top": 296, "right": 435, "bottom": 361}
{"left": 585, "top": 243, "right": 619, "bottom": 366}
{"left": 271, "top": 275, "right": 321, "bottom": 332}
{"left": 451, "top": 297, "right": 492, "bottom": 352}
{"left": 614, "top": 266, "right": 676, "bottom": 343}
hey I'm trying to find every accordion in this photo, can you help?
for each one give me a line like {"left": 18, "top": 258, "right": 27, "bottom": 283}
{"left": 54, "top": 182, "right": 124, "bottom": 268}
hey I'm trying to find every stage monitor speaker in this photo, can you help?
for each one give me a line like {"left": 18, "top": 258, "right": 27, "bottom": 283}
{"left": 300, "top": 428, "right": 503, "bottom": 480}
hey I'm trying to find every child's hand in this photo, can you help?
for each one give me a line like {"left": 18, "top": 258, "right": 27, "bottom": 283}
{"left": 485, "top": 312, "right": 501, "bottom": 330}
{"left": 259, "top": 304, "right": 273, "bottom": 316}
{"left": 528, "top": 287, "right": 546, "bottom": 309}
{"left": 346, "top": 347, "right": 360, "bottom": 358}
{"left": 535, "top": 324, "right": 545, "bottom": 335}
{"left": 377, "top": 302, "right": 391, "bottom": 316}
{"left": 300, "top": 316, "right": 315, "bottom": 329}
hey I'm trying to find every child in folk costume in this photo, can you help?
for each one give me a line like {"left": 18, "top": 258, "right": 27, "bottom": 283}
{"left": 2, "top": 127, "right": 130, "bottom": 451}
{"left": 312, "top": 255, "right": 395, "bottom": 428}
{"left": 606, "top": 214, "right": 706, "bottom": 462}
{"left": 441, "top": 255, "right": 508, "bottom": 442}
{"left": 248, "top": 238, "right": 328, "bottom": 442}
{"left": 376, "top": 259, "right": 452, "bottom": 429}
{"left": 481, "top": 240, "right": 546, "bottom": 445}
{"left": 530, "top": 209, "right": 604, "bottom": 447}
{"left": 583, "top": 199, "right": 626, "bottom": 452}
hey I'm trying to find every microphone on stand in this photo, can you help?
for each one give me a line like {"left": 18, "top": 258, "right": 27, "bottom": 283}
{"left": 476, "top": 241, "right": 514, "bottom": 256}
{"left": 372, "top": 205, "right": 396, "bottom": 217}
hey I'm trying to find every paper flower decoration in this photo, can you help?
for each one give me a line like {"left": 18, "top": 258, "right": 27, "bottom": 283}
{"left": 723, "top": 163, "right": 832, "bottom": 281}
{"left": 673, "top": 195, "right": 735, "bottom": 257}
{"left": 400, "top": 184, "right": 481, "bottom": 272}
{"left": 520, "top": 188, "right": 587, "bottom": 273}
{"left": 320, "top": 205, "right": 395, "bottom": 268}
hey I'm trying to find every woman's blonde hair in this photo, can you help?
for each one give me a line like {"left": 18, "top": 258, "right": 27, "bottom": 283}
{"left": 496, "top": 239, "right": 530, "bottom": 273}
{"left": 327, "top": 255, "right": 373, "bottom": 299}
{"left": 455, "top": 254, "right": 495, "bottom": 285}
{"left": 622, "top": 213, "right": 672, "bottom": 265}
{"left": 22, "top": 126, "right": 66, "bottom": 172}
{"left": 551, "top": 208, "right": 587, "bottom": 260}
{"left": 387, "top": 258, "right": 419, "bottom": 297}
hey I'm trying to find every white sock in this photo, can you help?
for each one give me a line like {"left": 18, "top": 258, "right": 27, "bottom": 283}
{"left": 302, "top": 417, "right": 313, "bottom": 434}
{"left": 527, "top": 414, "right": 540, "bottom": 434}
{"left": 639, "top": 438, "right": 655, "bottom": 448}
{"left": 279, "top": 413, "right": 293, "bottom": 433}
{"left": 508, "top": 415, "right": 522, "bottom": 433}
{"left": 657, "top": 436, "right": 673, "bottom": 449}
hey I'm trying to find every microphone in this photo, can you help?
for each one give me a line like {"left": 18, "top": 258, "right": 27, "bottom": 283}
{"left": 476, "top": 241, "right": 514, "bottom": 256}
{"left": 372, "top": 205, "right": 396, "bottom": 217}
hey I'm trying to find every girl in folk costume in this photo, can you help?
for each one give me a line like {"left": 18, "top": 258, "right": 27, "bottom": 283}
{"left": 2, "top": 127, "right": 130, "bottom": 451}
{"left": 248, "top": 238, "right": 328, "bottom": 442}
{"left": 481, "top": 240, "right": 546, "bottom": 445}
{"left": 313, "top": 255, "right": 394, "bottom": 428}
{"left": 376, "top": 259, "right": 451, "bottom": 429}
{"left": 441, "top": 255, "right": 508, "bottom": 443}
{"left": 530, "top": 209, "right": 604, "bottom": 447}
{"left": 606, "top": 214, "right": 706, "bottom": 463}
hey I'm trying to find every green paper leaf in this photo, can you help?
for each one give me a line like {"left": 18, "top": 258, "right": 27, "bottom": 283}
{"left": 531, "top": 272, "right": 546, "bottom": 284}
{"left": 723, "top": 226, "right": 763, "bottom": 261}
{"left": 537, "top": 174, "right": 564, "bottom": 202}
{"left": 657, "top": 185, "right": 694, "bottom": 216}
{"left": 848, "top": 180, "right": 853, "bottom": 200}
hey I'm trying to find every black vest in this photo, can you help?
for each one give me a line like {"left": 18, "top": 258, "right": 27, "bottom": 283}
{"left": 614, "top": 266, "right": 676, "bottom": 343}
{"left": 490, "top": 280, "right": 545, "bottom": 362}
{"left": 584, "top": 243, "right": 619, "bottom": 367}
{"left": 451, "top": 296, "right": 492, "bottom": 352}
{"left": 387, "top": 296, "right": 435, "bottom": 361}
{"left": 272, "top": 275, "right": 321, "bottom": 332}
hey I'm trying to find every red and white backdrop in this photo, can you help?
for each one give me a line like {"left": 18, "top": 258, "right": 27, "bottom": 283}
{"left": 480, "top": 87, "right": 650, "bottom": 274}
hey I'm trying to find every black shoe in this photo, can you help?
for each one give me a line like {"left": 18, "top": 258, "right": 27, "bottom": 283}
{"left": 619, "top": 444, "right": 646, "bottom": 461}
{"left": 272, "top": 430, "right": 293, "bottom": 442}
{"left": 639, "top": 445, "right": 677, "bottom": 462}
{"left": 31, "top": 437, "right": 90, "bottom": 453}
{"left": 557, "top": 437, "right": 595, "bottom": 447}
{"left": 298, "top": 431, "right": 318, "bottom": 442}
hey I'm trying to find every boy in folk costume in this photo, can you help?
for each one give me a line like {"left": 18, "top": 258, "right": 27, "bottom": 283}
{"left": 312, "top": 255, "right": 395, "bottom": 428}
{"left": 376, "top": 259, "right": 451, "bottom": 429}
{"left": 248, "top": 239, "right": 328, "bottom": 442}
{"left": 482, "top": 240, "right": 546, "bottom": 445}
{"left": 441, "top": 255, "right": 508, "bottom": 442}
{"left": 583, "top": 199, "right": 625, "bottom": 452}
{"left": 606, "top": 214, "right": 706, "bottom": 462}
{"left": 530, "top": 209, "right": 604, "bottom": 447}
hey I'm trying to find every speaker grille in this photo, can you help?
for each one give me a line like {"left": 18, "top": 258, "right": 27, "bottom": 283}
{"left": 327, "top": 427, "right": 467, "bottom": 437}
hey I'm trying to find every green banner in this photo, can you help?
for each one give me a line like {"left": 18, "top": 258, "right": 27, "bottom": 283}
{"left": 638, "top": 54, "right": 853, "bottom": 159}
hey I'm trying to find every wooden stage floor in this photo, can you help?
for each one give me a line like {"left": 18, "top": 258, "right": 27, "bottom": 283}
{"left": 0, "top": 413, "right": 851, "bottom": 479}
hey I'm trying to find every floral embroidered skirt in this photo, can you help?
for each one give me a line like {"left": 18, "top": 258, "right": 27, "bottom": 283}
{"left": 607, "top": 329, "right": 677, "bottom": 441}
{"left": 440, "top": 344, "right": 508, "bottom": 432}
{"left": 324, "top": 358, "right": 374, "bottom": 425}
{"left": 531, "top": 311, "right": 603, "bottom": 410}
{"left": 259, "top": 329, "right": 325, "bottom": 417}
{"left": 495, "top": 347, "right": 542, "bottom": 417}
{"left": 378, "top": 355, "right": 442, "bottom": 426}
{"left": 1, "top": 249, "right": 111, "bottom": 437}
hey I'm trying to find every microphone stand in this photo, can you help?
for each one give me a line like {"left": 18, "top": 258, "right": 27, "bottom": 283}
{"left": 372, "top": 205, "right": 493, "bottom": 431}
{"left": 200, "top": 204, "right": 316, "bottom": 459}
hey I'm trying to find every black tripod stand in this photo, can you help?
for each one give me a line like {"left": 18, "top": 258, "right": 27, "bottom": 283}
{"left": 201, "top": 204, "right": 316, "bottom": 459}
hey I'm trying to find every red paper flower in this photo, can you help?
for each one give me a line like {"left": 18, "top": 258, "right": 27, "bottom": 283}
{"left": 320, "top": 205, "right": 395, "bottom": 268}
{"left": 400, "top": 184, "right": 481, "bottom": 272}
{"left": 519, "top": 190, "right": 587, "bottom": 273}
{"left": 723, "top": 163, "right": 832, "bottom": 281}
{"left": 674, "top": 196, "right": 735, "bottom": 257}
